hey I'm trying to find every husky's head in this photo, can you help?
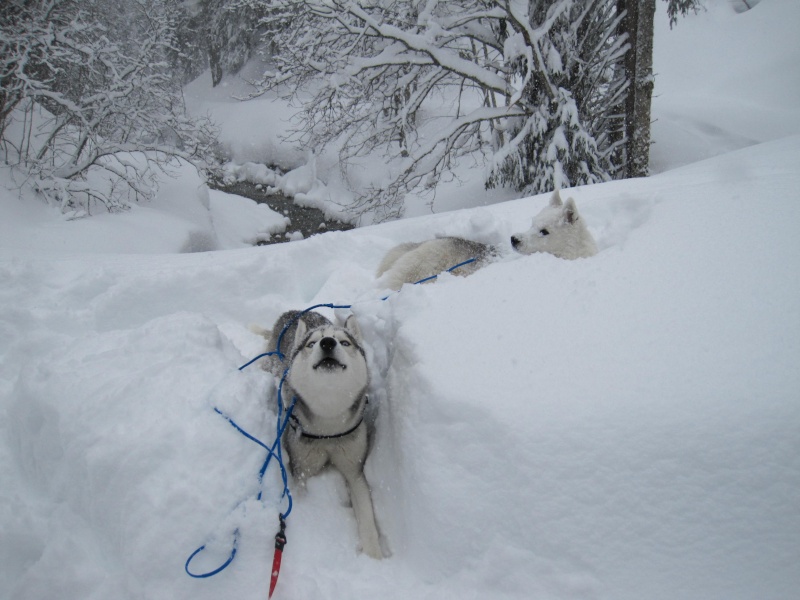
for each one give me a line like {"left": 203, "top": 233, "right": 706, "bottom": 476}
{"left": 287, "top": 315, "right": 369, "bottom": 418}
{"left": 510, "top": 190, "right": 598, "bottom": 259}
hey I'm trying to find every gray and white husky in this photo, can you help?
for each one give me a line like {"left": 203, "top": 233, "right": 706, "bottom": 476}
{"left": 260, "top": 310, "right": 382, "bottom": 559}
{"left": 377, "top": 189, "right": 598, "bottom": 290}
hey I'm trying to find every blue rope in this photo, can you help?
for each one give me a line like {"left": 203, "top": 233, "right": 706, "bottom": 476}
{"left": 381, "top": 256, "right": 478, "bottom": 297}
{"left": 185, "top": 529, "right": 239, "bottom": 578}
{"left": 185, "top": 362, "right": 296, "bottom": 579}
{"left": 237, "top": 352, "right": 272, "bottom": 371}
{"left": 409, "top": 257, "right": 477, "bottom": 284}
{"left": 446, "top": 257, "right": 477, "bottom": 273}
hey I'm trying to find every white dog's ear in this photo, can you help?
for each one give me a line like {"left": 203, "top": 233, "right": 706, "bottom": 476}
{"left": 344, "top": 315, "right": 362, "bottom": 344}
{"left": 550, "top": 188, "right": 563, "bottom": 207}
{"left": 293, "top": 318, "right": 308, "bottom": 351}
{"left": 563, "top": 197, "right": 579, "bottom": 224}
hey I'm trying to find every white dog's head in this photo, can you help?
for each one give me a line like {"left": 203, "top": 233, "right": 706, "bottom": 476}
{"left": 288, "top": 315, "right": 369, "bottom": 418}
{"left": 510, "top": 190, "right": 597, "bottom": 259}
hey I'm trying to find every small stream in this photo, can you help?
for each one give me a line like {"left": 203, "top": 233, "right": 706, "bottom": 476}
{"left": 210, "top": 180, "right": 354, "bottom": 245}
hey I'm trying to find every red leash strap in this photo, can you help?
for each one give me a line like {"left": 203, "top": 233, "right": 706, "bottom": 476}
{"left": 269, "top": 517, "right": 287, "bottom": 598}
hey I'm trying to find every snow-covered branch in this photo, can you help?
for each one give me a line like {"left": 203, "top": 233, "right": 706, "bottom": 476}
{"left": 0, "top": 0, "right": 218, "bottom": 214}
{"left": 247, "top": 0, "right": 633, "bottom": 220}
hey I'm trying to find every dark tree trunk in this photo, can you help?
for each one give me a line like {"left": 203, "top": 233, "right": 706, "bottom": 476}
{"left": 619, "top": 0, "right": 656, "bottom": 177}
{"left": 209, "top": 42, "right": 223, "bottom": 87}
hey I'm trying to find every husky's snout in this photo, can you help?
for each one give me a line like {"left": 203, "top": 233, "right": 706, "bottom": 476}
{"left": 313, "top": 336, "right": 347, "bottom": 371}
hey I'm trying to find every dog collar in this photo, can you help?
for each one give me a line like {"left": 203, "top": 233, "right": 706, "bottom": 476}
{"left": 288, "top": 395, "right": 368, "bottom": 440}
{"left": 290, "top": 415, "right": 364, "bottom": 440}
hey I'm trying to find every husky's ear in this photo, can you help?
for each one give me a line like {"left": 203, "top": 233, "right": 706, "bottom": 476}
{"left": 549, "top": 188, "right": 563, "bottom": 207}
{"left": 293, "top": 318, "right": 308, "bottom": 351}
{"left": 344, "top": 315, "right": 363, "bottom": 344}
{"left": 563, "top": 197, "right": 579, "bottom": 224}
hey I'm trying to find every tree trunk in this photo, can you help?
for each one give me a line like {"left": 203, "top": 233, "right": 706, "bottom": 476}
{"left": 209, "top": 42, "right": 223, "bottom": 87}
{"left": 620, "top": 0, "right": 656, "bottom": 177}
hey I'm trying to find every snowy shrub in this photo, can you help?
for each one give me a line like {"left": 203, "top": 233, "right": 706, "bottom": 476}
{"left": 0, "top": 0, "right": 218, "bottom": 214}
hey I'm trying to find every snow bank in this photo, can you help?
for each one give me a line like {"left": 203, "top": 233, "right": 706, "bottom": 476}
{"left": 222, "top": 162, "right": 280, "bottom": 187}
{"left": 0, "top": 162, "right": 217, "bottom": 254}
{"left": 209, "top": 189, "right": 289, "bottom": 247}
{"left": 183, "top": 62, "right": 306, "bottom": 171}
{"left": 375, "top": 136, "right": 800, "bottom": 600}
{"left": 0, "top": 162, "right": 289, "bottom": 254}
{"left": 650, "top": 0, "right": 800, "bottom": 172}
{"left": 2, "top": 136, "right": 799, "bottom": 600}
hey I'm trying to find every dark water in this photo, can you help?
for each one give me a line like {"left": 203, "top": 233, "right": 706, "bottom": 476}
{"left": 210, "top": 180, "right": 354, "bottom": 245}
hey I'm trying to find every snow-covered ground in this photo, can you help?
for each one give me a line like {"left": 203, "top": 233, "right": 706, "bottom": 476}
{"left": 1, "top": 2, "right": 799, "bottom": 599}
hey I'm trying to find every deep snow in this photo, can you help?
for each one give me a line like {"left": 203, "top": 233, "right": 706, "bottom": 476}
{"left": 2, "top": 2, "right": 799, "bottom": 600}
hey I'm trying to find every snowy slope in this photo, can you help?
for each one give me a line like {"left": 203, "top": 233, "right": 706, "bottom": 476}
{"left": 2, "top": 2, "right": 800, "bottom": 600}
{"left": 2, "top": 136, "right": 799, "bottom": 600}
{"left": 650, "top": 0, "right": 800, "bottom": 171}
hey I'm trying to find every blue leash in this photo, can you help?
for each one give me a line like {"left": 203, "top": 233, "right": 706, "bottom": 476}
{"left": 185, "top": 364, "right": 296, "bottom": 578}
{"left": 415, "top": 257, "right": 477, "bottom": 284}
{"left": 185, "top": 257, "right": 477, "bottom": 579}
{"left": 378, "top": 257, "right": 477, "bottom": 299}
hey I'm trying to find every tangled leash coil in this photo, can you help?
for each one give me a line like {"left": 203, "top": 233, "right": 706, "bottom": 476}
{"left": 184, "top": 368, "right": 297, "bottom": 583}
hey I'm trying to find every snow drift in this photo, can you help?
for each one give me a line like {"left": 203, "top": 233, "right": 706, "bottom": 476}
{"left": 2, "top": 135, "right": 799, "bottom": 600}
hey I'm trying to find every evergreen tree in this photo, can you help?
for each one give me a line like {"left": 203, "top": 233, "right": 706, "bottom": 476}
{"left": 486, "top": 1, "right": 630, "bottom": 193}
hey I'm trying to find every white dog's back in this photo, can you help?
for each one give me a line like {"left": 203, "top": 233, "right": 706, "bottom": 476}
{"left": 375, "top": 241, "right": 423, "bottom": 278}
{"left": 377, "top": 237, "right": 491, "bottom": 290}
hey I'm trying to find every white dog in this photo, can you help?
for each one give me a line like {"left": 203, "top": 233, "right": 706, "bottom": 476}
{"left": 260, "top": 310, "right": 382, "bottom": 559}
{"left": 509, "top": 189, "right": 598, "bottom": 258}
{"left": 377, "top": 190, "right": 597, "bottom": 290}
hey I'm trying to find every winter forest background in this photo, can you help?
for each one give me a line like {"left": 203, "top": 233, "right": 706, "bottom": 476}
{"left": 3, "top": 0, "right": 702, "bottom": 223}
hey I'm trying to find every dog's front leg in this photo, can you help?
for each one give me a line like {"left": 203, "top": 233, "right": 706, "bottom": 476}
{"left": 346, "top": 472, "right": 382, "bottom": 559}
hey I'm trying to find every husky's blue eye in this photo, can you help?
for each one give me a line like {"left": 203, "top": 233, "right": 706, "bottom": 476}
{"left": 539, "top": 228, "right": 550, "bottom": 236}
{"left": 340, "top": 340, "right": 351, "bottom": 347}
{"left": 306, "top": 341, "right": 316, "bottom": 348}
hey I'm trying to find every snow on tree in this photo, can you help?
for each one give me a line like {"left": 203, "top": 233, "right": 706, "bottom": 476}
{"left": 485, "top": 1, "right": 631, "bottom": 193}
{"left": 174, "top": 0, "right": 267, "bottom": 87}
{"left": 0, "top": 0, "right": 217, "bottom": 214}
{"left": 241, "top": 0, "right": 630, "bottom": 220}
{"left": 665, "top": 0, "right": 704, "bottom": 26}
